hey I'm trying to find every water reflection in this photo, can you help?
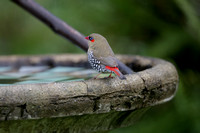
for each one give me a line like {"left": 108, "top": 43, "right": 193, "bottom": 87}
{"left": 0, "top": 66, "right": 98, "bottom": 85}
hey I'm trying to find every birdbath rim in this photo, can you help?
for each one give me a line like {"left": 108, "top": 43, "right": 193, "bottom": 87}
{"left": 0, "top": 54, "right": 179, "bottom": 121}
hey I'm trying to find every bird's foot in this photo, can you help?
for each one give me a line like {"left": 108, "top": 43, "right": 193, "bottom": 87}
{"left": 93, "top": 73, "right": 101, "bottom": 79}
{"left": 107, "top": 73, "right": 114, "bottom": 78}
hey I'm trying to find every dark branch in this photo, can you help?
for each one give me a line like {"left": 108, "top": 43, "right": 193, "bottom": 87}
{"left": 12, "top": 0, "right": 88, "bottom": 52}
{"left": 11, "top": 0, "right": 134, "bottom": 74}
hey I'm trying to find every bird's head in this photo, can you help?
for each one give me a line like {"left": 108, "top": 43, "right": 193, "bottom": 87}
{"left": 85, "top": 33, "right": 109, "bottom": 50}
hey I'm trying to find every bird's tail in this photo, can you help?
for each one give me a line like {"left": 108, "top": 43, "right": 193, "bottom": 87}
{"left": 105, "top": 66, "right": 126, "bottom": 80}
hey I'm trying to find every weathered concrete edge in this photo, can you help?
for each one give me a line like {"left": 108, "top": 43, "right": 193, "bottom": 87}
{"left": 0, "top": 55, "right": 179, "bottom": 121}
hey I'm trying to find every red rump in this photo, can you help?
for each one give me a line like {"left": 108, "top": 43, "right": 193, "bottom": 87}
{"left": 105, "top": 66, "right": 120, "bottom": 76}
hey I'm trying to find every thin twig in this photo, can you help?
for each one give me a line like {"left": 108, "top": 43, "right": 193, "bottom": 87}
{"left": 11, "top": 0, "right": 134, "bottom": 74}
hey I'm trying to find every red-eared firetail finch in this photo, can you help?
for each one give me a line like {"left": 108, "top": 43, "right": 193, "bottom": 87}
{"left": 85, "top": 33, "right": 126, "bottom": 80}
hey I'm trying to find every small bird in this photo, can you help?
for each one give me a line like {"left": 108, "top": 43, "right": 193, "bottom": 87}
{"left": 85, "top": 33, "right": 126, "bottom": 80}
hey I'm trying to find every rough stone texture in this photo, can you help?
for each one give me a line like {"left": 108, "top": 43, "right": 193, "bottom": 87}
{"left": 0, "top": 54, "right": 179, "bottom": 133}
{"left": 0, "top": 108, "right": 148, "bottom": 133}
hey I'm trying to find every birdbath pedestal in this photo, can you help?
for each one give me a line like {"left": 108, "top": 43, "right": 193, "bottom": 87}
{"left": 0, "top": 54, "right": 179, "bottom": 133}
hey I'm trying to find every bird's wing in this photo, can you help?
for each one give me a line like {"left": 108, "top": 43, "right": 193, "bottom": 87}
{"left": 97, "top": 56, "right": 118, "bottom": 67}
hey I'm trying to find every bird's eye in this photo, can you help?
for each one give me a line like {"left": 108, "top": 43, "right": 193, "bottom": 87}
{"left": 89, "top": 36, "right": 95, "bottom": 42}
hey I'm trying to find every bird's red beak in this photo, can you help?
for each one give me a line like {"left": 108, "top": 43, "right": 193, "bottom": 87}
{"left": 85, "top": 36, "right": 89, "bottom": 40}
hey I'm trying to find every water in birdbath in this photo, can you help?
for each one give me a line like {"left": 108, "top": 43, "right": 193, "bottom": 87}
{"left": 0, "top": 66, "right": 111, "bottom": 86}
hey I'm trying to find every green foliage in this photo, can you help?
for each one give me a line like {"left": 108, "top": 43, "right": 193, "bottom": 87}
{"left": 0, "top": 0, "right": 200, "bottom": 132}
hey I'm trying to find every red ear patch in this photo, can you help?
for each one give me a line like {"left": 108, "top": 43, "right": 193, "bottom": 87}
{"left": 85, "top": 36, "right": 95, "bottom": 42}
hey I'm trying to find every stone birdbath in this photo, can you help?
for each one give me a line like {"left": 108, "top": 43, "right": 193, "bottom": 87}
{"left": 0, "top": 54, "right": 178, "bottom": 133}
{"left": 0, "top": 0, "right": 179, "bottom": 133}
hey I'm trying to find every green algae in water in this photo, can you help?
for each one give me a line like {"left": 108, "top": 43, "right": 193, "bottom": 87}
{"left": 0, "top": 66, "right": 97, "bottom": 86}
{"left": 0, "top": 66, "right": 117, "bottom": 86}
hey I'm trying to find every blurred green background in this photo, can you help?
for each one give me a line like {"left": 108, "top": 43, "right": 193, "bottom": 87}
{"left": 0, "top": 0, "right": 200, "bottom": 132}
